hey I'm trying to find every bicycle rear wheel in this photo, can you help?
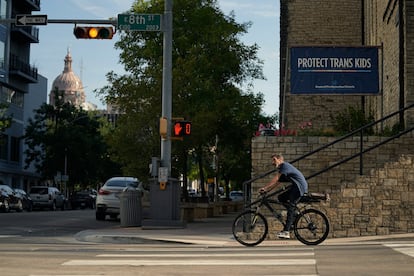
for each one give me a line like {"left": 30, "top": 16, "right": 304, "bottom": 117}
{"left": 294, "top": 208, "right": 329, "bottom": 245}
{"left": 232, "top": 210, "right": 268, "bottom": 246}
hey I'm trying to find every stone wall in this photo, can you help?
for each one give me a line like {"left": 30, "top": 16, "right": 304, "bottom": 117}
{"left": 251, "top": 133, "right": 414, "bottom": 237}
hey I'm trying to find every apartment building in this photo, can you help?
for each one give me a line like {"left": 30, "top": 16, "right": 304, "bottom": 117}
{"left": 0, "top": 0, "right": 47, "bottom": 189}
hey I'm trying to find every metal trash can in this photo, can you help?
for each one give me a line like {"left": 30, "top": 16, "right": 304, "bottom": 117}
{"left": 120, "top": 189, "right": 142, "bottom": 227}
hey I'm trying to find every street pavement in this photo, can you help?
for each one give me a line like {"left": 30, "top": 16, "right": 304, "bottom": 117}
{"left": 75, "top": 212, "right": 414, "bottom": 247}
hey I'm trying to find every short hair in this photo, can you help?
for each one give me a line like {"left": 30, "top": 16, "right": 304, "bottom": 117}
{"left": 271, "top": 153, "right": 284, "bottom": 160}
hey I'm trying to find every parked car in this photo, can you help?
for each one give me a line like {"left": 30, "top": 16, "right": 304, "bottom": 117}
{"left": 13, "top": 188, "right": 33, "bottom": 212}
{"left": 229, "top": 190, "right": 244, "bottom": 202}
{"left": 96, "top": 177, "right": 148, "bottom": 221}
{"left": 29, "top": 186, "right": 66, "bottom": 211}
{"left": 0, "top": 184, "right": 24, "bottom": 212}
{"left": 70, "top": 189, "right": 96, "bottom": 209}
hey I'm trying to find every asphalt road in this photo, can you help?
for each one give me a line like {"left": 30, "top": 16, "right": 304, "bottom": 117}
{"left": 0, "top": 209, "right": 414, "bottom": 275}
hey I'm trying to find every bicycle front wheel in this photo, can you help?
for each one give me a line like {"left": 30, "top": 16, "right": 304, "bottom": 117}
{"left": 294, "top": 208, "right": 329, "bottom": 246}
{"left": 232, "top": 210, "right": 268, "bottom": 247}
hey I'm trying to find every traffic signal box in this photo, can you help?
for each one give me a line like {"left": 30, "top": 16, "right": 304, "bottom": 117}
{"left": 73, "top": 26, "right": 114, "bottom": 39}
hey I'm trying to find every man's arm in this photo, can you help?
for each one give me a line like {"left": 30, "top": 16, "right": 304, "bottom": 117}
{"left": 260, "top": 172, "right": 282, "bottom": 193}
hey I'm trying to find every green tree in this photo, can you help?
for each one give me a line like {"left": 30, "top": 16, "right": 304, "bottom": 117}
{"left": 24, "top": 89, "right": 120, "bottom": 190}
{"left": 96, "top": 0, "right": 271, "bottom": 189}
{"left": 0, "top": 103, "right": 12, "bottom": 134}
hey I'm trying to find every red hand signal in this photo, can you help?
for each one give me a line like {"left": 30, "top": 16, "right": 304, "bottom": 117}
{"left": 174, "top": 122, "right": 183, "bottom": 136}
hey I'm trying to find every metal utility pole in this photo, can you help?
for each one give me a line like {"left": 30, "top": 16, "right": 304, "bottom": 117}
{"left": 161, "top": 0, "right": 172, "bottom": 174}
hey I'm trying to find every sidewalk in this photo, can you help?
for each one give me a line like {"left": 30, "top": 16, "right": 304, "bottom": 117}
{"left": 75, "top": 212, "right": 414, "bottom": 246}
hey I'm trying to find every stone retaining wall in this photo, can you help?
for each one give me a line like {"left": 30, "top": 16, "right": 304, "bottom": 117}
{"left": 251, "top": 134, "right": 414, "bottom": 238}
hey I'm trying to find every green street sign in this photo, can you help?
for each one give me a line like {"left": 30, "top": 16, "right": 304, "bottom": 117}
{"left": 117, "top": 14, "right": 162, "bottom": 31}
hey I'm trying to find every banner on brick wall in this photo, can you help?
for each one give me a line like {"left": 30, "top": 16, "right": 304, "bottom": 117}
{"left": 290, "top": 46, "right": 379, "bottom": 95}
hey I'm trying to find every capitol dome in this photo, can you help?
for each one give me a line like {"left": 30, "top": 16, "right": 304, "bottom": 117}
{"left": 49, "top": 49, "right": 85, "bottom": 107}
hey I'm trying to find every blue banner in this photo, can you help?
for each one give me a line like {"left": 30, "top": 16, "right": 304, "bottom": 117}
{"left": 290, "top": 47, "right": 379, "bottom": 94}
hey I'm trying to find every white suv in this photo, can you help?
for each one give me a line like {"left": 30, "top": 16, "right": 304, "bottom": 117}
{"left": 96, "top": 177, "right": 148, "bottom": 220}
{"left": 29, "top": 186, "right": 66, "bottom": 211}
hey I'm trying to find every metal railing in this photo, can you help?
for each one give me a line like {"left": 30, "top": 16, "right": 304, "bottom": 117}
{"left": 243, "top": 103, "right": 414, "bottom": 201}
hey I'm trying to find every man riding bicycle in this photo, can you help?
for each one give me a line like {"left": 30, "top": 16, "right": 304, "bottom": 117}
{"left": 259, "top": 153, "right": 308, "bottom": 239}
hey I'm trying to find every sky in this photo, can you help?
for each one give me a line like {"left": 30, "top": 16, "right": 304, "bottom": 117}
{"left": 31, "top": 0, "right": 279, "bottom": 116}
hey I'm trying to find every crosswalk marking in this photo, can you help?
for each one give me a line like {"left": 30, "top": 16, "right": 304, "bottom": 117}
{"left": 383, "top": 243, "right": 414, "bottom": 258}
{"left": 63, "top": 259, "right": 316, "bottom": 266}
{"left": 98, "top": 252, "right": 314, "bottom": 258}
{"left": 62, "top": 247, "right": 316, "bottom": 267}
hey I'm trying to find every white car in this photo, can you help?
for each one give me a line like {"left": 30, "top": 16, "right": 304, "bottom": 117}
{"left": 29, "top": 186, "right": 66, "bottom": 211}
{"left": 95, "top": 177, "right": 148, "bottom": 221}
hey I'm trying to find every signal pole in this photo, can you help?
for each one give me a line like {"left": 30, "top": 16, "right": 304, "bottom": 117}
{"left": 161, "top": 0, "right": 173, "bottom": 175}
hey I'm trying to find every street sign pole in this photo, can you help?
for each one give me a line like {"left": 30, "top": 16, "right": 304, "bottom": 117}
{"left": 161, "top": 0, "right": 172, "bottom": 176}
{"left": 144, "top": 0, "right": 183, "bottom": 228}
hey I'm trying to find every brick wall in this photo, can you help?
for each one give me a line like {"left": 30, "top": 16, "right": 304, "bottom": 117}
{"left": 280, "top": 0, "right": 362, "bottom": 130}
{"left": 280, "top": 0, "right": 414, "bottom": 131}
{"left": 251, "top": 133, "right": 414, "bottom": 238}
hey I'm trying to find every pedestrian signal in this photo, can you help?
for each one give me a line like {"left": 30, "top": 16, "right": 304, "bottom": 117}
{"left": 173, "top": 121, "right": 191, "bottom": 137}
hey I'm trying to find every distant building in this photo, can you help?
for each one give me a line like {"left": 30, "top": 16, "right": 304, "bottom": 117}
{"left": 49, "top": 49, "right": 86, "bottom": 108}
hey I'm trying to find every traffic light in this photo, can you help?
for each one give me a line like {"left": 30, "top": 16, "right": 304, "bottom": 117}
{"left": 173, "top": 121, "right": 192, "bottom": 137}
{"left": 73, "top": 26, "right": 114, "bottom": 39}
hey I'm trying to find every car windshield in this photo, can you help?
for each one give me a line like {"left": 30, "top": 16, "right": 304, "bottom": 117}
{"left": 106, "top": 180, "right": 139, "bottom": 188}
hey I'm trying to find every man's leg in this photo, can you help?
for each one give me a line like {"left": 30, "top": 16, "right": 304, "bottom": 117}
{"left": 278, "top": 185, "right": 301, "bottom": 239}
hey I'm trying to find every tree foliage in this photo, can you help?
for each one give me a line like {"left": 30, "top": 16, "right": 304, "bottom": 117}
{"left": 24, "top": 89, "right": 120, "bottom": 190}
{"left": 96, "top": 0, "right": 272, "bottom": 189}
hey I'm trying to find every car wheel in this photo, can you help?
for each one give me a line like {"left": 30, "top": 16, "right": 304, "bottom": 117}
{"left": 16, "top": 199, "right": 23, "bottom": 212}
{"left": 50, "top": 201, "right": 57, "bottom": 211}
{"left": 96, "top": 210, "right": 106, "bottom": 221}
{"left": 3, "top": 199, "right": 10, "bottom": 213}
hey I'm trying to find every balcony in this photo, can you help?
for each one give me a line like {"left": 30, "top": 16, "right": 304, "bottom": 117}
{"left": 15, "top": 0, "right": 41, "bottom": 12}
{"left": 9, "top": 54, "right": 38, "bottom": 83}
{"left": 11, "top": 25, "right": 39, "bottom": 43}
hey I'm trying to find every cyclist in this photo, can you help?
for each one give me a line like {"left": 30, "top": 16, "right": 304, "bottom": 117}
{"left": 259, "top": 153, "right": 308, "bottom": 239}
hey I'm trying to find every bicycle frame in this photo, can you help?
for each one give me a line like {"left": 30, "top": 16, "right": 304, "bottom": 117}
{"left": 245, "top": 185, "right": 328, "bottom": 231}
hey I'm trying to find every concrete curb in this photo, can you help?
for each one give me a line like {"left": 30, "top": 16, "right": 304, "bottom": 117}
{"left": 75, "top": 228, "right": 414, "bottom": 246}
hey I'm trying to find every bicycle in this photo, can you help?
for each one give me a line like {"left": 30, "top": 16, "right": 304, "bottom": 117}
{"left": 232, "top": 185, "right": 330, "bottom": 246}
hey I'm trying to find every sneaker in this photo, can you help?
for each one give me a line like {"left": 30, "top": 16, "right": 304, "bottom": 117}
{"left": 277, "top": 231, "right": 290, "bottom": 239}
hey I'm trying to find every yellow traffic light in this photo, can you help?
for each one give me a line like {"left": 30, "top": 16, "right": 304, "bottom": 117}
{"left": 73, "top": 26, "right": 114, "bottom": 39}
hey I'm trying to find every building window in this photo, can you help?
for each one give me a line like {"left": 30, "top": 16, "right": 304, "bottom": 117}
{"left": 0, "top": 25, "right": 5, "bottom": 70}
{"left": 0, "top": 86, "right": 24, "bottom": 107}
{"left": 0, "top": 0, "right": 6, "bottom": 19}
{"left": 0, "top": 134, "right": 7, "bottom": 160}
{"left": 0, "top": 40, "right": 4, "bottom": 69}
{"left": 10, "top": 136, "right": 20, "bottom": 162}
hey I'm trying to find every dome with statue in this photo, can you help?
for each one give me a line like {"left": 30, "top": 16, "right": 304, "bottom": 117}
{"left": 49, "top": 49, "right": 86, "bottom": 107}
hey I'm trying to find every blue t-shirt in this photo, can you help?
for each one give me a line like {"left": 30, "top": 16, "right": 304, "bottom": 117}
{"left": 278, "top": 162, "right": 308, "bottom": 196}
